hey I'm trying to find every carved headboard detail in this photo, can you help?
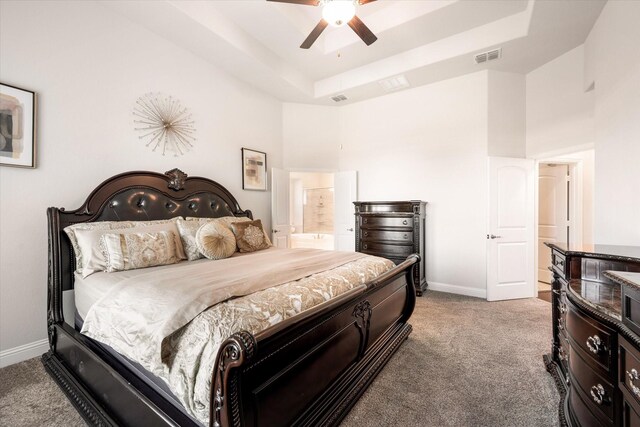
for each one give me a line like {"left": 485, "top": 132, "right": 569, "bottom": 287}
{"left": 47, "top": 169, "right": 252, "bottom": 305}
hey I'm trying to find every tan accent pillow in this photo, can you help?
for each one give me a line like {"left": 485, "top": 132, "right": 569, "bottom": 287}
{"left": 74, "top": 218, "right": 186, "bottom": 277}
{"left": 100, "top": 231, "right": 180, "bottom": 272}
{"left": 231, "top": 219, "right": 271, "bottom": 253}
{"left": 178, "top": 216, "right": 255, "bottom": 260}
{"left": 64, "top": 218, "right": 183, "bottom": 274}
{"left": 196, "top": 222, "right": 237, "bottom": 260}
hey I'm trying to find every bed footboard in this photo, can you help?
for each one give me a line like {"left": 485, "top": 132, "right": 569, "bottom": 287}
{"left": 211, "top": 254, "right": 419, "bottom": 427}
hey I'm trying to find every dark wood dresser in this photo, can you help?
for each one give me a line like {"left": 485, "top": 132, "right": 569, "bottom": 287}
{"left": 353, "top": 201, "right": 427, "bottom": 296}
{"left": 544, "top": 243, "right": 640, "bottom": 426}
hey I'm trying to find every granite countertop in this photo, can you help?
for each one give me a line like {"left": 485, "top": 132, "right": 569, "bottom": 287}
{"left": 567, "top": 279, "right": 622, "bottom": 321}
{"left": 604, "top": 271, "right": 640, "bottom": 291}
{"left": 544, "top": 243, "right": 640, "bottom": 263}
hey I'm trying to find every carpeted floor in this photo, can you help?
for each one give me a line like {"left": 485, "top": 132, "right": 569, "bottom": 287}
{"left": 0, "top": 291, "right": 558, "bottom": 427}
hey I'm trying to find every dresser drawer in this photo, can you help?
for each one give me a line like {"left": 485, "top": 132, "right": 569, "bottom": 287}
{"left": 620, "top": 336, "right": 640, "bottom": 408}
{"left": 360, "top": 215, "right": 413, "bottom": 229}
{"left": 566, "top": 300, "right": 615, "bottom": 372}
{"left": 569, "top": 344, "right": 616, "bottom": 422}
{"left": 361, "top": 229, "right": 413, "bottom": 243}
{"left": 552, "top": 250, "right": 567, "bottom": 278}
{"left": 623, "top": 398, "right": 640, "bottom": 427}
{"left": 570, "top": 386, "right": 612, "bottom": 427}
{"left": 360, "top": 242, "right": 414, "bottom": 258}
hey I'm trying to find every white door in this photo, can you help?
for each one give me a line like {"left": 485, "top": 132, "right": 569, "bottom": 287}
{"left": 334, "top": 171, "right": 357, "bottom": 252}
{"left": 271, "top": 168, "right": 291, "bottom": 248}
{"left": 538, "top": 164, "right": 569, "bottom": 284}
{"left": 487, "top": 157, "right": 535, "bottom": 301}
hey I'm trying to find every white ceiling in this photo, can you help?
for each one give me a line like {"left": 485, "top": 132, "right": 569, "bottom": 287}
{"left": 104, "top": 0, "right": 606, "bottom": 105}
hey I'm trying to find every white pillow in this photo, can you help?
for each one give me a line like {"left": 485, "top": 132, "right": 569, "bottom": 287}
{"left": 74, "top": 218, "right": 186, "bottom": 277}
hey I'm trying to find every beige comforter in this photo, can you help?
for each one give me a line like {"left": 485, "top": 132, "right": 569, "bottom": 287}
{"left": 81, "top": 248, "right": 394, "bottom": 424}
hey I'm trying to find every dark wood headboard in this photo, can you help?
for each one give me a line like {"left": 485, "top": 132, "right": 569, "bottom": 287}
{"left": 47, "top": 169, "right": 252, "bottom": 324}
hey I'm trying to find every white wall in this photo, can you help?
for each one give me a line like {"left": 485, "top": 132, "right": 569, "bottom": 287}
{"left": 339, "top": 72, "right": 489, "bottom": 296}
{"left": 526, "top": 45, "right": 594, "bottom": 158}
{"left": 0, "top": 1, "right": 282, "bottom": 362}
{"left": 586, "top": 1, "right": 640, "bottom": 245}
{"left": 526, "top": 3, "right": 640, "bottom": 246}
{"left": 284, "top": 72, "right": 490, "bottom": 297}
{"left": 488, "top": 71, "right": 526, "bottom": 158}
{"left": 283, "top": 103, "right": 340, "bottom": 171}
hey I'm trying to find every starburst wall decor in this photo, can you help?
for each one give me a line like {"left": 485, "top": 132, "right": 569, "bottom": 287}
{"left": 133, "top": 92, "right": 196, "bottom": 157}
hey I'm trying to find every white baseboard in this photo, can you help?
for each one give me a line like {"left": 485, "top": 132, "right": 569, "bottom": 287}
{"left": 0, "top": 339, "right": 49, "bottom": 368}
{"left": 428, "top": 281, "right": 487, "bottom": 299}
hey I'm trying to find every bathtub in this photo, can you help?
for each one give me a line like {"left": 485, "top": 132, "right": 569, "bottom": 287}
{"left": 290, "top": 233, "right": 335, "bottom": 250}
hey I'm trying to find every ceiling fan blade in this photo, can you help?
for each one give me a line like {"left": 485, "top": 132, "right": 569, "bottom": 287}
{"left": 347, "top": 15, "right": 377, "bottom": 46}
{"left": 267, "top": 0, "right": 319, "bottom": 6}
{"left": 300, "top": 19, "right": 328, "bottom": 49}
{"left": 357, "top": 0, "right": 377, "bottom": 4}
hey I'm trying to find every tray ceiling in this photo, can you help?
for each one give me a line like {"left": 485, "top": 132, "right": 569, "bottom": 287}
{"left": 104, "top": 0, "right": 606, "bottom": 105}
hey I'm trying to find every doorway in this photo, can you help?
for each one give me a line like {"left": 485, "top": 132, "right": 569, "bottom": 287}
{"left": 538, "top": 163, "right": 569, "bottom": 293}
{"left": 535, "top": 149, "right": 594, "bottom": 301}
{"left": 290, "top": 172, "right": 335, "bottom": 250}
{"left": 271, "top": 169, "right": 358, "bottom": 251}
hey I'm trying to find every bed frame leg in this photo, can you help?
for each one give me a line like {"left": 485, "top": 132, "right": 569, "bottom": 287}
{"left": 211, "top": 331, "right": 257, "bottom": 427}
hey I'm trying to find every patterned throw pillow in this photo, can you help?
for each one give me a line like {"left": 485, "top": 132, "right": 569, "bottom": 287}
{"left": 231, "top": 219, "right": 271, "bottom": 253}
{"left": 64, "top": 218, "right": 183, "bottom": 275}
{"left": 195, "top": 222, "right": 237, "bottom": 260}
{"left": 100, "top": 231, "right": 180, "bottom": 272}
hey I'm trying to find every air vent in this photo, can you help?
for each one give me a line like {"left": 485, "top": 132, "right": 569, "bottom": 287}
{"left": 331, "top": 94, "right": 348, "bottom": 102}
{"left": 378, "top": 75, "right": 410, "bottom": 93}
{"left": 474, "top": 48, "right": 502, "bottom": 64}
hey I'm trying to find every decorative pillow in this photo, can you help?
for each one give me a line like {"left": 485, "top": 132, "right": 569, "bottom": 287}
{"left": 64, "top": 218, "right": 183, "bottom": 274}
{"left": 231, "top": 219, "right": 271, "bottom": 253}
{"left": 73, "top": 218, "right": 186, "bottom": 277}
{"left": 178, "top": 216, "right": 254, "bottom": 260}
{"left": 100, "top": 231, "right": 180, "bottom": 272}
{"left": 195, "top": 222, "right": 237, "bottom": 260}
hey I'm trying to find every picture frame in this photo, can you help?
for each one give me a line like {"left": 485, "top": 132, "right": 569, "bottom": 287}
{"left": 0, "top": 83, "right": 36, "bottom": 168}
{"left": 241, "top": 148, "right": 267, "bottom": 191}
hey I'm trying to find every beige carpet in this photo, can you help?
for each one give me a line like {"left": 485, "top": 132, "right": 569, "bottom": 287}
{"left": 0, "top": 291, "right": 558, "bottom": 427}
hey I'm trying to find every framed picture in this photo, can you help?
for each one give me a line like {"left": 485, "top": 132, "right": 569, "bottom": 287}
{"left": 0, "top": 83, "right": 36, "bottom": 168}
{"left": 241, "top": 148, "right": 267, "bottom": 191}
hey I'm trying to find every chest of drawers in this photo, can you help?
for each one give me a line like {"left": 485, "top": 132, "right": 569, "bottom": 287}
{"left": 544, "top": 243, "right": 640, "bottom": 426}
{"left": 354, "top": 201, "right": 427, "bottom": 296}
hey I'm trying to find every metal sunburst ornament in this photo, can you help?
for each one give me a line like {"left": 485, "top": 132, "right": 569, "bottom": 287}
{"left": 133, "top": 92, "right": 196, "bottom": 156}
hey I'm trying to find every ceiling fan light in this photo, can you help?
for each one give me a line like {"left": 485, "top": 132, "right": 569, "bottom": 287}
{"left": 322, "top": 1, "right": 356, "bottom": 27}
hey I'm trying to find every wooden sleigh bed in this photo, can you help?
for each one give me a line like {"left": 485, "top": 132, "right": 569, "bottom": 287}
{"left": 43, "top": 168, "right": 418, "bottom": 427}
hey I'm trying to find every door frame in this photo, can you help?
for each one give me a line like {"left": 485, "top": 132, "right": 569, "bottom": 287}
{"left": 533, "top": 157, "right": 585, "bottom": 293}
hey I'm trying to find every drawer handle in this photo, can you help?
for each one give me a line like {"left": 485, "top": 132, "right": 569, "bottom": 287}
{"left": 363, "top": 244, "right": 368, "bottom": 250}
{"left": 558, "top": 346, "right": 568, "bottom": 362}
{"left": 363, "top": 218, "right": 368, "bottom": 224}
{"left": 557, "top": 259, "right": 565, "bottom": 268}
{"left": 364, "top": 231, "right": 369, "bottom": 237}
{"left": 403, "top": 233, "right": 408, "bottom": 239}
{"left": 590, "top": 384, "right": 606, "bottom": 405}
{"left": 402, "top": 220, "right": 408, "bottom": 225}
{"left": 586, "top": 335, "right": 602, "bottom": 354}
{"left": 559, "top": 303, "right": 567, "bottom": 314}
{"left": 627, "top": 369, "right": 640, "bottom": 398}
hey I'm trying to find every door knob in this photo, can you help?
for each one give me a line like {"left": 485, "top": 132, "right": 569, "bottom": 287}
{"left": 347, "top": 228, "right": 354, "bottom": 232}
{"left": 487, "top": 234, "right": 502, "bottom": 239}
{"left": 273, "top": 229, "right": 280, "bottom": 233}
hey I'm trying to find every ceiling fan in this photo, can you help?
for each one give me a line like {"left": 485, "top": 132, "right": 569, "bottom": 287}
{"left": 267, "top": 0, "right": 378, "bottom": 49}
